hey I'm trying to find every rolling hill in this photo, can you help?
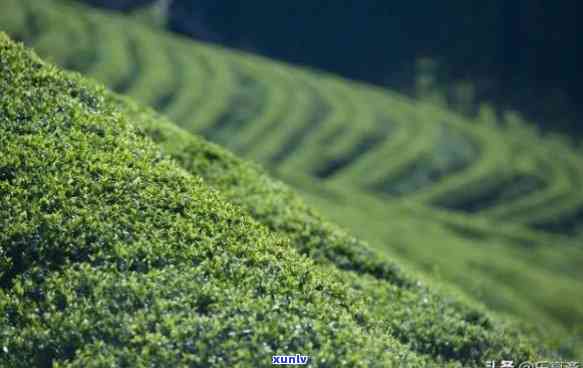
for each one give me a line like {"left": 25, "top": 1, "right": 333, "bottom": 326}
{"left": 0, "top": 31, "right": 541, "bottom": 368}
{"left": 1, "top": 0, "right": 582, "bottom": 365}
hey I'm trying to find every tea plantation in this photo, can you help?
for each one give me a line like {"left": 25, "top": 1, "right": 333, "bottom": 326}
{"left": 1, "top": 0, "right": 582, "bottom": 366}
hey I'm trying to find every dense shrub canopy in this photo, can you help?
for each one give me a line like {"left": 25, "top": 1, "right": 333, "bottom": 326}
{"left": 0, "top": 34, "right": 542, "bottom": 367}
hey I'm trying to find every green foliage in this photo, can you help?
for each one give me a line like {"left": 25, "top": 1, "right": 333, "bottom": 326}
{"left": 0, "top": 34, "right": 543, "bottom": 367}
{"left": 2, "top": 0, "right": 583, "bottom": 363}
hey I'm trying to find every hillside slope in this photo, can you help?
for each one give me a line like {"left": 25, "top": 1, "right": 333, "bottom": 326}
{"left": 0, "top": 34, "right": 545, "bottom": 367}
{"left": 1, "top": 0, "right": 582, "bottom": 358}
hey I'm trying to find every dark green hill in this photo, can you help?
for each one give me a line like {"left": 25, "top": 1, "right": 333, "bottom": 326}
{"left": 0, "top": 33, "right": 543, "bottom": 367}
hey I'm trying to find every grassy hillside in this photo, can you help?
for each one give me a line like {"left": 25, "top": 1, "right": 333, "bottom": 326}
{"left": 0, "top": 32, "right": 543, "bottom": 367}
{"left": 1, "top": 0, "right": 582, "bottom": 363}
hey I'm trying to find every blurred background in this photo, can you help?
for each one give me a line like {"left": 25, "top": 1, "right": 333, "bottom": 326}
{"left": 86, "top": 0, "right": 581, "bottom": 139}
